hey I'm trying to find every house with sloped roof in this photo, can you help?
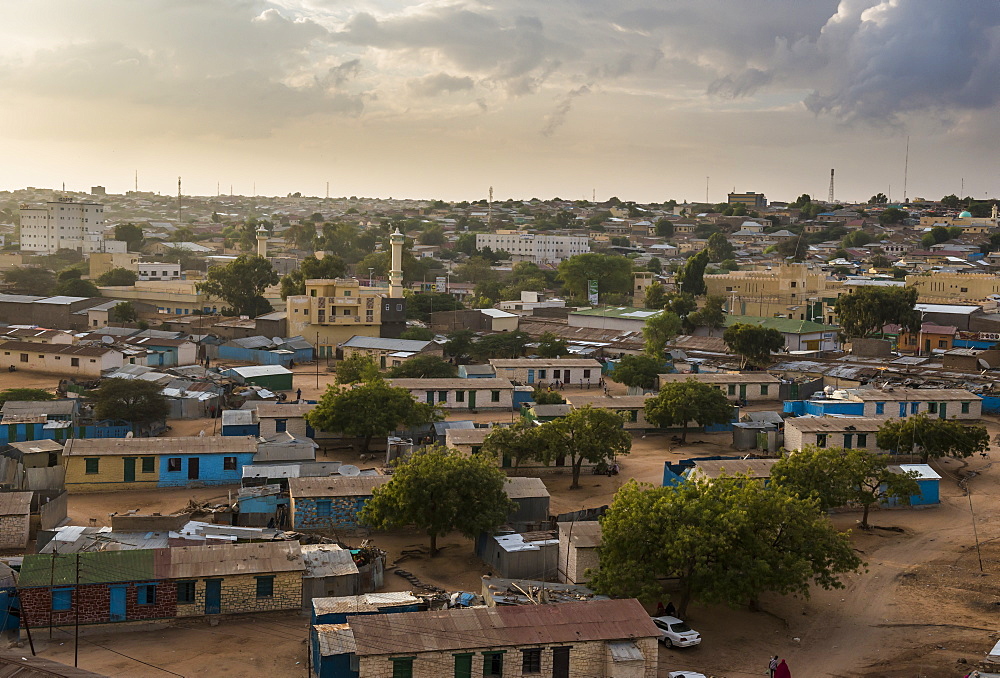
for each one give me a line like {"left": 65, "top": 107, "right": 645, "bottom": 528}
{"left": 338, "top": 334, "right": 442, "bottom": 369}
{"left": 702, "top": 314, "right": 840, "bottom": 352}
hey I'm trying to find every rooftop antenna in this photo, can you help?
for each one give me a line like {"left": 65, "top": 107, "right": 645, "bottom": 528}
{"left": 828, "top": 168, "right": 835, "bottom": 204}
{"left": 177, "top": 176, "right": 182, "bottom": 224}
{"left": 487, "top": 186, "right": 493, "bottom": 226}
{"left": 903, "top": 136, "right": 910, "bottom": 203}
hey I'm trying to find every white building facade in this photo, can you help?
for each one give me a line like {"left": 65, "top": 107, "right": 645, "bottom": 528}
{"left": 19, "top": 199, "right": 111, "bottom": 254}
{"left": 138, "top": 262, "right": 182, "bottom": 281}
{"left": 475, "top": 232, "right": 590, "bottom": 264}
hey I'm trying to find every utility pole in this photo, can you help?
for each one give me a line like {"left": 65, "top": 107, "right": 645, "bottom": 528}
{"left": 134, "top": 170, "right": 137, "bottom": 193}
{"left": 315, "top": 331, "right": 320, "bottom": 390}
{"left": 326, "top": 181, "right": 330, "bottom": 200}
{"left": 828, "top": 169, "right": 835, "bottom": 204}
{"left": 705, "top": 177, "right": 709, "bottom": 204}
{"left": 903, "top": 136, "right": 910, "bottom": 203}
{"left": 177, "top": 176, "right": 182, "bottom": 225}
{"left": 74, "top": 553, "right": 80, "bottom": 667}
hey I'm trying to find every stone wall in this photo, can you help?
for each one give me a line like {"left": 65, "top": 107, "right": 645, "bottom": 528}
{"left": 175, "top": 571, "right": 301, "bottom": 618}
{"left": 20, "top": 581, "right": 177, "bottom": 627}
{"left": 0, "top": 513, "right": 28, "bottom": 550}
{"left": 293, "top": 496, "right": 369, "bottom": 530}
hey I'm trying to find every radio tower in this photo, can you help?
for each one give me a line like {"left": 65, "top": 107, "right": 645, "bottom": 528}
{"left": 828, "top": 169, "right": 835, "bottom": 203}
{"left": 487, "top": 186, "right": 494, "bottom": 226}
{"left": 177, "top": 176, "right": 182, "bottom": 224}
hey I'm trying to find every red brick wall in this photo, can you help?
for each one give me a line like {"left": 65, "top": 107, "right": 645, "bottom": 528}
{"left": 20, "top": 582, "right": 178, "bottom": 627}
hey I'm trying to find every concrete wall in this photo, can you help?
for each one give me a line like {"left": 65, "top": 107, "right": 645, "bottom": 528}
{"left": 0, "top": 347, "right": 121, "bottom": 377}
{"left": 64, "top": 455, "right": 159, "bottom": 492}
{"left": 783, "top": 426, "right": 884, "bottom": 454}
{"left": 860, "top": 397, "right": 981, "bottom": 419}
{"left": 409, "top": 386, "right": 514, "bottom": 410}
{"left": 158, "top": 453, "right": 256, "bottom": 488}
{"left": 0, "top": 513, "right": 29, "bottom": 550}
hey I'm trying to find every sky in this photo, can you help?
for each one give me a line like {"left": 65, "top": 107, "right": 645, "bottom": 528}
{"left": 1, "top": 0, "right": 998, "bottom": 204}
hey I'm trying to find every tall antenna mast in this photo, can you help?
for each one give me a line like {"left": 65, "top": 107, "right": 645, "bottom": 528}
{"left": 134, "top": 170, "right": 138, "bottom": 193}
{"left": 903, "top": 136, "right": 910, "bottom": 203}
{"left": 705, "top": 177, "right": 709, "bottom": 204}
{"left": 177, "top": 176, "right": 182, "bottom": 224}
{"left": 326, "top": 182, "right": 329, "bottom": 200}
{"left": 828, "top": 169, "right": 835, "bottom": 203}
{"left": 487, "top": 186, "right": 494, "bottom": 226}
{"left": 592, "top": 188, "right": 595, "bottom": 202}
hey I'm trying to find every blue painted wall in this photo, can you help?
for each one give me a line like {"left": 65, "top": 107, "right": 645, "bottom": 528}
{"left": 783, "top": 400, "right": 864, "bottom": 416}
{"left": 221, "top": 424, "right": 260, "bottom": 437}
{"left": 239, "top": 493, "right": 287, "bottom": 514}
{"left": 0, "top": 421, "right": 131, "bottom": 445}
{"left": 157, "top": 452, "right": 256, "bottom": 487}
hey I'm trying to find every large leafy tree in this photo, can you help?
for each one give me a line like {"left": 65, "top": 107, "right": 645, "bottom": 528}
{"left": 54, "top": 278, "right": 100, "bottom": 297}
{"left": 876, "top": 414, "right": 989, "bottom": 464}
{"left": 537, "top": 406, "right": 631, "bottom": 489}
{"left": 705, "top": 232, "right": 735, "bottom": 262}
{"left": 834, "top": 286, "right": 920, "bottom": 339}
{"left": 643, "top": 281, "right": 666, "bottom": 310}
{"left": 556, "top": 253, "right": 633, "bottom": 300}
{"left": 723, "top": 323, "right": 785, "bottom": 368}
{"left": 0, "top": 389, "right": 55, "bottom": 407}
{"left": 642, "top": 311, "right": 682, "bottom": 357}
{"left": 283, "top": 221, "right": 318, "bottom": 251}
{"left": 687, "top": 295, "right": 727, "bottom": 336}
{"left": 306, "top": 378, "right": 442, "bottom": 453}
{"left": 335, "top": 354, "right": 380, "bottom": 384}
{"left": 676, "top": 250, "right": 709, "bottom": 296}
{"left": 536, "top": 332, "right": 569, "bottom": 358}
{"left": 611, "top": 355, "right": 663, "bottom": 390}
{"left": 772, "top": 446, "right": 920, "bottom": 529}
{"left": 111, "top": 301, "right": 137, "bottom": 324}
{"left": 443, "top": 329, "right": 476, "bottom": 359}
{"left": 196, "top": 254, "right": 278, "bottom": 317}
{"left": 470, "top": 332, "right": 530, "bottom": 361}
{"left": 359, "top": 446, "right": 515, "bottom": 555}
{"left": 91, "top": 379, "right": 169, "bottom": 434}
{"left": 387, "top": 355, "right": 457, "bottom": 378}
{"left": 482, "top": 421, "right": 547, "bottom": 470}
{"left": 114, "top": 223, "right": 144, "bottom": 251}
{"left": 96, "top": 267, "right": 138, "bottom": 286}
{"left": 644, "top": 378, "right": 733, "bottom": 443}
{"left": 3, "top": 268, "right": 56, "bottom": 295}
{"left": 405, "top": 292, "right": 464, "bottom": 322}
{"left": 278, "top": 255, "right": 346, "bottom": 298}
{"left": 590, "top": 480, "right": 863, "bottom": 617}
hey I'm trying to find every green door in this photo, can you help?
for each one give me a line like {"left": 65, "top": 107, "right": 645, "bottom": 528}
{"left": 123, "top": 457, "right": 136, "bottom": 483}
{"left": 939, "top": 402, "right": 947, "bottom": 419}
{"left": 739, "top": 384, "right": 747, "bottom": 400}
{"left": 468, "top": 390, "right": 476, "bottom": 409}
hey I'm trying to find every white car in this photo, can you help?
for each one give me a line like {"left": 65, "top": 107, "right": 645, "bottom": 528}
{"left": 667, "top": 672, "right": 707, "bottom": 678}
{"left": 652, "top": 615, "right": 702, "bottom": 648}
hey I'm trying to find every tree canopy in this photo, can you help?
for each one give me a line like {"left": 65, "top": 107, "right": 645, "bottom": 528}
{"left": 557, "top": 253, "right": 633, "bottom": 300}
{"left": 358, "top": 446, "right": 515, "bottom": 555}
{"left": 469, "top": 331, "right": 530, "bottom": 361}
{"left": 306, "top": 378, "right": 442, "bottom": 453}
{"left": 537, "top": 406, "right": 632, "bottom": 489}
{"left": 879, "top": 208, "right": 908, "bottom": 225}
{"left": 589, "top": 479, "right": 862, "bottom": 617}
{"left": 876, "top": 414, "right": 989, "bottom": 464}
{"left": 114, "top": 223, "right": 144, "bottom": 251}
{"left": 482, "top": 420, "right": 547, "bottom": 470}
{"left": 335, "top": 353, "right": 380, "bottom": 384}
{"left": 834, "top": 286, "right": 920, "bottom": 339}
{"left": 0, "top": 388, "right": 55, "bottom": 408}
{"left": 278, "top": 255, "right": 346, "bottom": 298}
{"left": 687, "top": 295, "right": 727, "bottom": 336}
{"left": 535, "top": 332, "right": 569, "bottom": 358}
{"left": 705, "top": 232, "right": 735, "bottom": 262}
{"left": 3, "top": 268, "right": 56, "bottom": 295}
{"left": 642, "top": 311, "right": 682, "bottom": 357}
{"left": 675, "top": 250, "right": 709, "bottom": 296}
{"left": 443, "top": 329, "right": 475, "bottom": 359}
{"left": 54, "top": 277, "right": 100, "bottom": 297}
{"left": 722, "top": 323, "right": 785, "bottom": 368}
{"left": 611, "top": 354, "right": 663, "bottom": 390}
{"left": 386, "top": 355, "right": 457, "bottom": 379}
{"left": 644, "top": 378, "right": 733, "bottom": 442}
{"left": 111, "top": 301, "right": 137, "bottom": 324}
{"left": 405, "top": 292, "right": 464, "bottom": 322}
{"left": 91, "top": 379, "right": 169, "bottom": 434}
{"left": 196, "top": 254, "right": 278, "bottom": 317}
{"left": 643, "top": 282, "right": 666, "bottom": 310}
{"left": 96, "top": 267, "right": 138, "bottom": 287}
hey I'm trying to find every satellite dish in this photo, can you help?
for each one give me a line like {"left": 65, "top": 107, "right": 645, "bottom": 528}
{"left": 271, "top": 337, "right": 283, "bottom": 345}
{"left": 339, "top": 464, "right": 360, "bottom": 477}
{"left": 125, "top": 431, "right": 134, "bottom": 438}
{"left": 101, "top": 336, "right": 114, "bottom": 344}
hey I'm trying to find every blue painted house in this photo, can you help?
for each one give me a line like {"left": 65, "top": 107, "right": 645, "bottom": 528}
{"left": 288, "top": 476, "right": 392, "bottom": 530}
{"left": 221, "top": 409, "right": 260, "bottom": 436}
{"left": 887, "top": 464, "right": 942, "bottom": 506}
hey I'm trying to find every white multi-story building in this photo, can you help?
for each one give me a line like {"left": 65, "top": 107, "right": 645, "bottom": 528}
{"left": 475, "top": 231, "right": 590, "bottom": 264}
{"left": 19, "top": 198, "right": 108, "bottom": 254}
{"left": 138, "top": 262, "right": 182, "bottom": 281}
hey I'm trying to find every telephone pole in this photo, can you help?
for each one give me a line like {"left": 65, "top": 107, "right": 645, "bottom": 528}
{"left": 828, "top": 169, "right": 835, "bottom": 203}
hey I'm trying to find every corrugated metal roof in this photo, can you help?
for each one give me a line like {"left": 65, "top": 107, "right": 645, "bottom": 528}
{"left": 19, "top": 550, "right": 156, "bottom": 587}
{"left": 301, "top": 544, "right": 359, "bottom": 578}
{"left": 608, "top": 641, "right": 644, "bottom": 662}
{"left": 256, "top": 403, "right": 314, "bottom": 418}
{"left": 313, "top": 592, "right": 419, "bottom": 616}
{"left": 226, "top": 365, "right": 293, "bottom": 378}
{"left": 63, "top": 436, "right": 258, "bottom": 457}
{"left": 340, "top": 335, "right": 432, "bottom": 352}
{"left": 444, "top": 428, "right": 489, "bottom": 445}
{"left": 388, "top": 377, "right": 513, "bottom": 390}
{"left": 0, "top": 492, "right": 32, "bottom": 515}
{"left": 0, "top": 652, "right": 108, "bottom": 677}
{"left": 489, "top": 358, "right": 602, "bottom": 368}
{"left": 658, "top": 372, "right": 781, "bottom": 384}
{"left": 349, "top": 598, "right": 657, "bottom": 656}
{"left": 167, "top": 542, "right": 304, "bottom": 578}
{"left": 222, "top": 409, "right": 258, "bottom": 427}
{"left": 785, "top": 416, "right": 883, "bottom": 433}
{"left": 504, "top": 477, "right": 549, "bottom": 499}
{"left": 314, "top": 624, "right": 357, "bottom": 656}
{"left": 288, "top": 476, "right": 391, "bottom": 498}
{"left": 1, "top": 400, "right": 77, "bottom": 416}
{"left": 690, "top": 458, "right": 778, "bottom": 480}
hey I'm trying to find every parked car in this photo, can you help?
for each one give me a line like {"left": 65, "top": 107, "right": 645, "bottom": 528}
{"left": 652, "top": 615, "right": 702, "bottom": 648}
{"left": 667, "top": 673, "right": 707, "bottom": 678}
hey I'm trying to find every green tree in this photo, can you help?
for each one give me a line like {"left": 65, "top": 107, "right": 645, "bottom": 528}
{"left": 776, "top": 235, "right": 808, "bottom": 261}
{"left": 0, "top": 388, "right": 55, "bottom": 408}
{"left": 96, "top": 267, "right": 138, "bottom": 286}
{"left": 283, "top": 221, "right": 317, "bottom": 251}
{"left": 470, "top": 332, "right": 530, "bottom": 361}
{"left": 3, "top": 268, "right": 56, "bottom": 295}
{"left": 642, "top": 311, "right": 682, "bottom": 357}
{"left": 336, "top": 354, "right": 380, "bottom": 384}
{"left": 687, "top": 295, "right": 727, "bottom": 336}
{"left": 418, "top": 225, "right": 445, "bottom": 246}
{"left": 663, "top": 293, "right": 697, "bottom": 322}
{"left": 536, "top": 332, "right": 569, "bottom": 358}
{"left": 941, "top": 194, "right": 961, "bottom": 209}
{"left": 443, "top": 330, "right": 476, "bottom": 359}
{"left": 557, "top": 253, "right": 633, "bottom": 300}
{"left": 834, "top": 286, "right": 920, "bottom": 339}
{"left": 790, "top": 194, "right": 812, "bottom": 208}
{"left": 482, "top": 421, "right": 547, "bottom": 469}
{"left": 405, "top": 292, "right": 464, "bottom": 322}
{"left": 278, "top": 254, "right": 347, "bottom": 299}
{"left": 869, "top": 254, "right": 892, "bottom": 268}
{"left": 643, "top": 281, "right": 666, "bottom": 310}
{"left": 876, "top": 414, "right": 989, "bottom": 464}
{"left": 91, "top": 379, "right": 169, "bottom": 434}
{"left": 705, "top": 232, "right": 735, "bottom": 262}
{"left": 869, "top": 193, "right": 888, "bottom": 205}
{"left": 387, "top": 355, "right": 457, "bottom": 378}
{"left": 675, "top": 250, "right": 709, "bottom": 296}
{"left": 114, "top": 223, "right": 144, "bottom": 251}
{"left": 111, "top": 301, "right": 138, "bottom": 324}
{"left": 647, "top": 257, "right": 662, "bottom": 274}
{"left": 841, "top": 231, "right": 872, "bottom": 249}
{"left": 530, "top": 387, "right": 565, "bottom": 405}
{"left": 54, "top": 278, "right": 99, "bottom": 297}
{"left": 590, "top": 479, "right": 862, "bottom": 616}
{"left": 644, "top": 378, "right": 733, "bottom": 443}
{"left": 196, "top": 254, "right": 278, "bottom": 317}
{"left": 358, "top": 446, "right": 515, "bottom": 555}
{"left": 399, "top": 327, "right": 435, "bottom": 341}
{"left": 611, "top": 355, "right": 663, "bottom": 390}
{"left": 306, "top": 378, "right": 442, "bottom": 454}
{"left": 655, "top": 219, "right": 674, "bottom": 237}
{"left": 879, "top": 208, "right": 908, "bottom": 225}
{"left": 722, "top": 323, "right": 785, "bottom": 368}
{"left": 537, "top": 406, "right": 631, "bottom": 489}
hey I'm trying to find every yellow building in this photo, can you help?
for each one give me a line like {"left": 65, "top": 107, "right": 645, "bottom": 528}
{"left": 286, "top": 279, "right": 402, "bottom": 358}
{"left": 89, "top": 252, "right": 139, "bottom": 279}
{"left": 97, "top": 279, "right": 284, "bottom": 316}
{"left": 705, "top": 264, "right": 833, "bottom": 321}
{"left": 906, "top": 272, "right": 1000, "bottom": 302}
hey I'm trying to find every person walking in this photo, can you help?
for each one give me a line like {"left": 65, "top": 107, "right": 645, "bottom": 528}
{"left": 775, "top": 658, "right": 791, "bottom": 678}
{"left": 768, "top": 656, "right": 779, "bottom": 678}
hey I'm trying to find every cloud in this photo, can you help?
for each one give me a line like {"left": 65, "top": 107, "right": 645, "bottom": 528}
{"left": 541, "top": 85, "right": 591, "bottom": 137}
{"left": 407, "top": 72, "right": 474, "bottom": 97}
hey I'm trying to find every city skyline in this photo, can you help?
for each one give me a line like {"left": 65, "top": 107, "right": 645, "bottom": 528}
{"left": 1, "top": 1, "right": 998, "bottom": 203}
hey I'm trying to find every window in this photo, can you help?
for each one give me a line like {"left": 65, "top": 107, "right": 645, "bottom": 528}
{"left": 52, "top": 588, "right": 73, "bottom": 611}
{"left": 316, "top": 500, "right": 332, "bottom": 517}
{"left": 168, "top": 458, "right": 182, "bottom": 472}
{"left": 875, "top": 402, "right": 885, "bottom": 415}
{"left": 141, "top": 457, "right": 155, "bottom": 474}
{"left": 938, "top": 339, "right": 948, "bottom": 348}
{"left": 962, "top": 402, "right": 971, "bottom": 414}
{"left": 928, "top": 402, "right": 938, "bottom": 414}
{"left": 727, "top": 384, "right": 736, "bottom": 396}
{"left": 521, "top": 648, "right": 542, "bottom": 674}
{"left": 71, "top": 358, "right": 79, "bottom": 367}
{"left": 456, "top": 391, "right": 465, "bottom": 403}
{"left": 438, "top": 391, "right": 448, "bottom": 403}
{"left": 760, "top": 384, "right": 769, "bottom": 396}
{"left": 390, "top": 657, "right": 413, "bottom": 678}
{"left": 454, "top": 654, "right": 473, "bottom": 678}
{"left": 911, "top": 402, "right": 919, "bottom": 414}
{"left": 223, "top": 457, "right": 237, "bottom": 471}
{"left": 843, "top": 433, "right": 854, "bottom": 449}
{"left": 538, "top": 370, "right": 546, "bottom": 379}
{"left": 857, "top": 434, "right": 868, "bottom": 448}
{"left": 137, "top": 584, "right": 157, "bottom": 605}
{"left": 583, "top": 369, "right": 591, "bottom": 379}
{"left": 85, "top": 458, "right": 100, "bottom": 474}
{"left": 491, "top": 391, "right": 500, "bottom": 403}
{"left": 255, "top": 576, "right": 274, "bottom": 598}
{"left": 816, "top": 433, "right": 828, "bottom": 448}
{"left": 177, "top": 581, "right": 196, "bottom": 604}
{"left": 482, "top": 652, "right": 503, "bottom": 676}
{"left": 20, "top": 353, "right": 27, "bottom": 363}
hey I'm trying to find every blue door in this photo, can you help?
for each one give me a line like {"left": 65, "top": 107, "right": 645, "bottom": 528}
{"left": 109, "top": 586, "right": 126, "bottom": 622}
{"left": 205, "top": 579, "right": 222, "bottom": 615}
{"left": 527, "top": 369, "right": 535, "bottom": 384}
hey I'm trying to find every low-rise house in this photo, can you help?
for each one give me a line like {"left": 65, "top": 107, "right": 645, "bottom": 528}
{"left": 477, "top": 529, "right": 560, "bottom": 580}
{"left": 388, "top": 377, "right": 515, "bottom": 410}
{"left": 221, "top": 409, "right": 259, "bottom": 436}
{"left": 712, "top": 315, "right": 839, "bottom": 352}
{"left": 311, "top": 591, "right": 420, "bottom": 626}
{"left": 504, "top": 477, "right": 550, "bottom": 530}
{"left": 783, "top": 417, "right": 886, "bottom": 453}
{"left": 888, "top": 464, "right": 942, "bottom": 506}
{"left": 17, "top": 541, "right": 305, "bottom": 627}
{"left": 785, "top": 387, "right": 983, "bottom": 419}
{"left": 317, "top": 598, "right": 659, "bottom": 678}
{"left": 0, "top": 341, "right": 123, "bottom": 377}
{"left": 0, "top": 492, "right": 33, "bottom": 550}
{"left": 557, "top": 521, "right": 601, "bottom": 585}
{"left": 457, "top": 364, "right": 495, "bottom": 379}
{"left": 687, "top": 458, "right": 779, "bottom": 483}
{"left": 488, "top": 358, "right": 602, "bottom": 386}
{"left": 256, "top": 402, "right": 316, "bottom": 439}
{"left": 288, "top": 476, "right": 392, "bottom": 531}
{"left": 563, "top": 394, "right": 653, "bottom": 429}
{"left": 339, "top": 335, "right": 442, "bottom": 369}
{"left": 444, "top": 427, "right": 489, "bottom": 456}
{"left": 224, "top": 365, "right": 294, "bottom": 392}
{"left": 256, "top": 432, "right": 317, "bottom": 463}
{"left": 62, "top": 436, "right": 259, "bottom": 492}
{"left": 657, "top": 372, "right": 782, "bottom": 401}
{"left": 481, "top": 575, "right": 608, "bottom": 607}
{"left": 301, "top": 544, "right": 361, "bottom": 607}
{"left": 121, "top": 336, "right": 198, "bottom": 367}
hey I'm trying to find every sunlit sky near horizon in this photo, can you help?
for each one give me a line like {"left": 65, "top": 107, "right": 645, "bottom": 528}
{"left": 1, "top": 1, "right": 998, "bottom": 204}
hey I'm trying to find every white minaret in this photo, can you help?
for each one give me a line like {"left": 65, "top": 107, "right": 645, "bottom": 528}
{"left": 256, "top": 224, "right": 268, "bottom": 258}
{"left": 388, "top": 228, "right": 404, "bottom": 297}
